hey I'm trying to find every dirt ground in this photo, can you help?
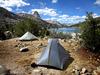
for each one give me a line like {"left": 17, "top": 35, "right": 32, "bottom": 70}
{"left": 0, "top": 38, "right": 100, "bottom": 75}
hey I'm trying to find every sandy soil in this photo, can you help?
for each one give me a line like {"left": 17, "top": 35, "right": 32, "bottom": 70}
{"left": 0, "top": 38, "right": 100, "bottom": 75}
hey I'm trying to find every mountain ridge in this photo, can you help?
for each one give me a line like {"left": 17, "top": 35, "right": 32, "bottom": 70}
{"left": 0, "top": 7, "right": 60, "bottom": 32}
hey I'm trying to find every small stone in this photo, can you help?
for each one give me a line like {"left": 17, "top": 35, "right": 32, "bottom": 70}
{"left": 75, "top": 70, "right": 80, "bottom": 75}
{"left": 40, "top": 43, "right": 43, "bottom": 46}
{"left": 93, "top": 70, "right": 99, "bottom": 75}
{"left": 81, "top": 67, "right": 87, "bottom": 73}
{"left": 68, "top": 40, "right": 72, "bottom": 43}
{"left": 81, "top": 74, "right": 85, "bottom": 75}
{"left": 20, "top": 47, "right": 29, "bottom": 52}
{"left": 38, "top": 43, "right": 43, "bottom": 47}
{"left": 0, "top": 65, "right": 8, "bottom": 75}
{"left": 85, "top": 72, "right": 92, "bottom": 75}
{"left": 72, "top": 69, "right": 75, "bottom": 73}
{"left": 97, "top": 66, "right": 100, "bottom": 72}
{"left": 97, "top": 59, "right": 100, "bottom": 62}
{"left": 44, "top": 37, "right": 48, "bottom": 40}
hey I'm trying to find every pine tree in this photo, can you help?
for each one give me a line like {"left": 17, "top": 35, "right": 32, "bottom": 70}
{"left": 81, "top": 12, "right": 100, "bottom": 52}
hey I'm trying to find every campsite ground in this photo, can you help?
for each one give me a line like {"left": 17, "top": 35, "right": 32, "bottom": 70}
{"left": 0, "top": 38, "right": 100, "bottom": 75}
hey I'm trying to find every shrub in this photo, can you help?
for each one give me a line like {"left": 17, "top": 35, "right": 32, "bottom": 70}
{"left": 14, "top": 18, "right": 50, "bottom": 37}
{"left": 81, "top": 12, "right": 100, "bottom": 52}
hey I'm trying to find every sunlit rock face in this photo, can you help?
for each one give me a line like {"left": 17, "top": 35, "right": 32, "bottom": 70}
{"left": 33, "top": 11, "right": 41, "bottom": 19}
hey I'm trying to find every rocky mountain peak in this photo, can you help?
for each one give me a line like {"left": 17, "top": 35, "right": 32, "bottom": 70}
{"left": 33, "top": 11, "right": 41, "bottom": 19}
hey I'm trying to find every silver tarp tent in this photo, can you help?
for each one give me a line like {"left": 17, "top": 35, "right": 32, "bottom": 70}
{"left": 19, "top": 31, "right": 37, "bottom": 41}
{"left": 36, "top": 38, "right": 69, "bottom": 69}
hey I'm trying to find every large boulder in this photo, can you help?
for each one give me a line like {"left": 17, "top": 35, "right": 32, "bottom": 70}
{"left": 20, "top": 47, "right": 29, "bottom": 52}
{"left": 4, "top": 31, "right": 13, "bottom": 39}
{"left": 0, "top": 65, "right": 9, "bottom": 75}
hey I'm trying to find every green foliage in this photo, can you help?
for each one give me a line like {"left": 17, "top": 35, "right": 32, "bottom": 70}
{"left": 14, "top": 18, "right": 50, "bottom": 37}
{"left": 38, "top": 28, "right": 50, "bottom": 38}
{"left": 81, "top": 12, "right": 100, "bottom": 52}
{"left": 0, "top": 19, "right": 14, "bottom": 32}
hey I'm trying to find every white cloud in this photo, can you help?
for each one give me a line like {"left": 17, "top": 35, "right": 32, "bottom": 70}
{"left": 0, "top": 0, "right": 30, "bottom": 11}
{"left": 93, "top": 13, "right": 100, "bottom": 18}
{"left": 44, "top": 14, "right": 86, "bottom": 24}
{"left": 46, "top": 13, "right": 100, "bottom": 24}
{"left": 59, "top": 15, "right": 69, "bottom": 19}
{"left": 5, "top": 7, "right": 12, "bottom": 11}
{"left": 43, "top": 12, "right": 100, "bottom": 24}
{"left": 30, "top": 7, "right": 86, "bottom": 24}
{"left": 58, "top": 15, "right": 86, "bottom": 24}
{"left": 30, "top": 7, "right": 58, "bottom": 16}
{"left": 29, "top": 7, "right": 100, "bottom": 24}
{"left": 94, "top": 0, "right": 100, "bottom": 5}
{"left": 52, "top": 0, "right": 58, "bottom": 3}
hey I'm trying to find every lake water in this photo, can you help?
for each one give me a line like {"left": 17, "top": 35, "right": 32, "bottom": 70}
{"left": 50, "top": 27, "right": 80, "bottom": 33}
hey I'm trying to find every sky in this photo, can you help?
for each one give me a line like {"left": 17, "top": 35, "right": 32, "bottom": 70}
{"left": 0, "top": 0, "right": 100, "bottom": 24}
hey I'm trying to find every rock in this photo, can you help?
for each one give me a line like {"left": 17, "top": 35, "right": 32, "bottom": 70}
{"left": 32, "top": 69, "right": 42, "bottom": 75}
{"left": 97, "top": 66, "right": 100, "bottom": 72}
{"left": 18, "top": 43, "right": 23, "bottom": 48}
{"left": 97, "top": 59, "right": 100, "bottom": 62}
{"left": 81, "top": 67, "right": 87, "bottom": 74}
{"left": 38, "top": 43, "right": 42, "bottom": 46}
{"left": 4, "top": 31, "right": 13, "bottom": 39}
{"left": 20, "top": 47, "right": 29, "bottom": 52}
{"left": 0, "top": 65, "right": 6, "bottom": 74}
{"left": 0, "top": 65, "right": 8, "bottom": 75}
{"left": 85, "top": 72, "right": 92, "bottom": 75}
{"left": 75, "top": 70, "right": 80, "bottom": 75}
{"left": 40, "top": 43, "right": 43, "bottom": 46}
{"left": 68, "top": 40, "right": 72, "bottom": 43}
{"left": 81, "top": 74, "right": 85, "bottom": 75}
{"left": 93, "top": 70, "right": 100, "bottom": 75}
{"left": 37, "top": 43, "right": 44, "bottom": 48}
{"left": 44, "top": 37, "right": 48, "bottom": 40}
{"left": 33, "top": 11, "right": 41, "bottom": 19}
{"left": 72, "top": 69, "right": 76, "bottom": 73}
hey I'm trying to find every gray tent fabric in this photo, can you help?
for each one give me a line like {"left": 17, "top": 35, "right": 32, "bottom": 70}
{"left": 36, "top": 39, "right": 69, "bottom": 69}
{"left": 19, "top": 31, "right": 37, "bottom": 41}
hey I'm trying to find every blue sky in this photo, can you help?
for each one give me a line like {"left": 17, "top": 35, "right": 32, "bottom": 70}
{"left": 0, "top": 0, "right": 100, "bottom": 24}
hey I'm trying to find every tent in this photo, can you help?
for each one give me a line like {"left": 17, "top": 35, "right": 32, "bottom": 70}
{"left": 36, "top": 38, "right": 69, "bottom": 69}
{"left": 19, "top": 31, "right": 37, "bottom": 41}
